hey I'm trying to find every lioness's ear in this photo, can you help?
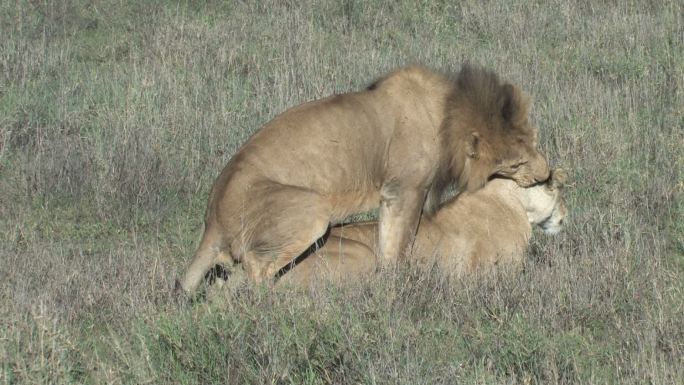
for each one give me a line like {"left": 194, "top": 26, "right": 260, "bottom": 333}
{"left": 550, "top": 168, "right": 568, "bottom": 189}
{"left": 500, "top": 84, "right": 531, "bottom": 127}
{"left": 466, "top": 132, "right": 479, "bottom": 159}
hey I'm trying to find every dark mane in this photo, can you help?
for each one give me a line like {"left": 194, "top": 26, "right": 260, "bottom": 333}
{"left": 449, "top": 64, "right": 531, "bottom": 131}
{"left": 455, "top": 65, "right": 504, "bottom": 120}
{"left": 366, "top": 80, "right": 380, "bottom": 91}
{"left": 437, "top": 64, "right": 535, "bottom": 194}
{"left": 365, "top": 72, "right": 390, "bottom": 91}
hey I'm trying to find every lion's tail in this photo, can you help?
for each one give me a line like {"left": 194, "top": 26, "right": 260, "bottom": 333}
{"left": 174, "top": 227, "right": 227, "bottom": 297}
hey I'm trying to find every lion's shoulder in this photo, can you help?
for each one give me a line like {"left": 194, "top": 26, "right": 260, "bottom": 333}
{"left": 366, "top": 65, "right": 453, "bottom": 94}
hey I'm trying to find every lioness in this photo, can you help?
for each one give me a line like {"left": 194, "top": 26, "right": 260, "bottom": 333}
{"left": 177, "top": 65, "right": 549, "bottom": 294}
{"left": 278, "top": 169, "right": 568, "bottom": 287}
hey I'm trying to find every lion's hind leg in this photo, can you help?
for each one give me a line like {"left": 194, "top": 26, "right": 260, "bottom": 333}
{"left": 239, "top": 184, "right": 333, "bottom": 284}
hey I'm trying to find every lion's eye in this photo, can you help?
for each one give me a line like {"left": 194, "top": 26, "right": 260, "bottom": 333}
{"left": 510, "top": 161, "right": 526, "bottom": 170}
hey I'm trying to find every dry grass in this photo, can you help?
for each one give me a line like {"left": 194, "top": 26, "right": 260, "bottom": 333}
{"left": 1, "top": 0, "right": 682, "bottom": 384}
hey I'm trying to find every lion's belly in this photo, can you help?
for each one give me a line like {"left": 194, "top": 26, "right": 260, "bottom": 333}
{"left": 328, "top": 190, "right": 381, "bottom": 223}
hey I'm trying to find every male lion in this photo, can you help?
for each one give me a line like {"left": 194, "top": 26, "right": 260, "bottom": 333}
{"left": 277, "top": 169, "right": 568, "bottom": 287}
{"left": 177, "top": 64, "right": 549, "bottom": 294}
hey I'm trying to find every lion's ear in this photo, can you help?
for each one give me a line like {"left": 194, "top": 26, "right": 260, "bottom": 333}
{"left": 550, "top": 168, "right": 568, "bottom": 189}
{"left": 500, "top": 84, "right": 531, "bottom": 127}
{"left": 466, "top": 132, "right": 479, "bottom": 159}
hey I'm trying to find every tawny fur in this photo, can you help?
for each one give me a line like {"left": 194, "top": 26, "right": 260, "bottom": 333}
{"left": 278, "top": 170, "right": 568, "bottom": 287}
{"left": 177, "top": 64, "right": 550, "bottom": 294}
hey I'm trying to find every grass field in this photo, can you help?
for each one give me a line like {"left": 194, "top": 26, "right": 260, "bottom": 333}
{"left": 1, "top": 0, "right": 682, "bottom": 384}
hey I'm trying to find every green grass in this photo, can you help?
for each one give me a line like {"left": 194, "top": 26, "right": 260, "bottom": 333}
{"left": 1, "top": 0, "right": 683, "bottom": 384}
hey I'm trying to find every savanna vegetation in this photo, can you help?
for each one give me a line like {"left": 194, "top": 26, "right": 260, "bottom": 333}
{"left": 1, "top": 1, "right": 682, "bottom": 384}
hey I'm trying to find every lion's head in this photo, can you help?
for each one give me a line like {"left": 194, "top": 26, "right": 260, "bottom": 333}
{"left": 524, "top": 168, "right": 568, "bottom": 235}
{"left": 443, "top": 65, "right": 550, "bottom": 193}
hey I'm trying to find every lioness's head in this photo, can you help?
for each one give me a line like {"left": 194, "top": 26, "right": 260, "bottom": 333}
{"left": 523, "top": 168, "right": 568, "bottom": 235}
{"left": 446, "top": 65, "right": 550, "bottom": 192}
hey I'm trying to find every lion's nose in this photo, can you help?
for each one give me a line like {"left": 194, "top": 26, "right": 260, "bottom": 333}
{"left": 532, "top": 153, "right": 551, "bottom": 183}
{"left": 534, "top": 165, "right": 551, "bottom": 183}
